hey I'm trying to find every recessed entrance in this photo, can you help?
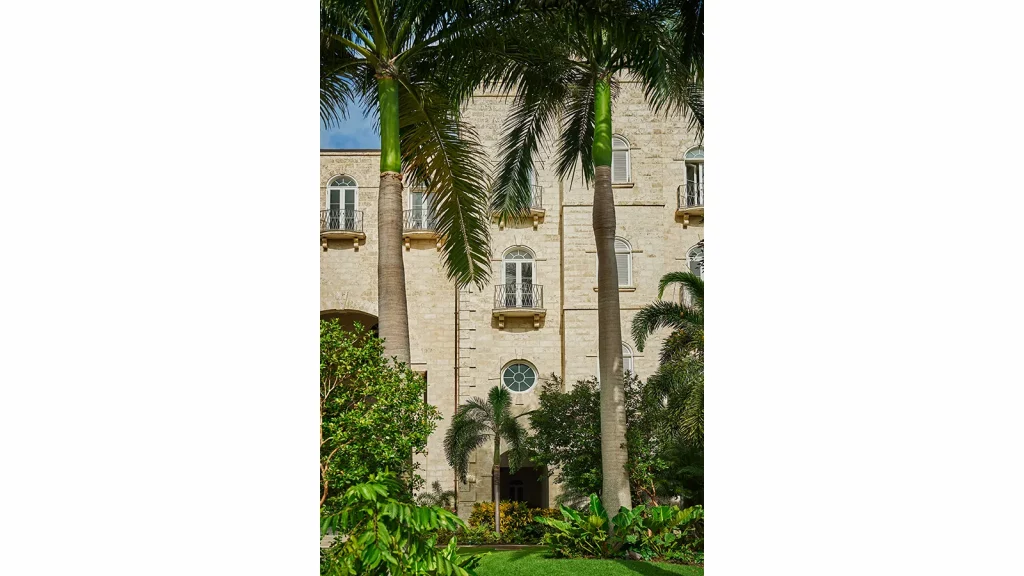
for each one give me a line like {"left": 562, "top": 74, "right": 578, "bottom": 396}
{"left": 499, "top": 453, "right": 548, "bottom": 509}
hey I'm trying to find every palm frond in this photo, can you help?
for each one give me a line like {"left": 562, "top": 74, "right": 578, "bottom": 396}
{"left": 631, "top": 300, "right": 701, "bottom": 352}
{"left": 552, "top": 78, "right": 597, "bottom": 185}
{"left": 499, "top": 416, "right": 530, "bottom": 474}
{"left": 397, "top": 77, "right": 493, "bottom": 289}
{"left": 443, "top": 408, "right": 491, "bottom": 483}
{"left": 657, "top": 270, "right": 703, "bottom": 301}
{"left": 487, "top": 385, "right": 512, "bottom": 424}
{"left": 659, "top": 324, "right": 704, "bottom": 364}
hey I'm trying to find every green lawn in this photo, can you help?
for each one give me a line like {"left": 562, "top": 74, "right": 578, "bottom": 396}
{"left": 462, "top": 547, "right": 704, "bottom": 576}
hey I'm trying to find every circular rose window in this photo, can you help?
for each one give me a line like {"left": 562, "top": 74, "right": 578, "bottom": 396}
{"left": 502, "top": 363, "right": 537, "bottom": 393}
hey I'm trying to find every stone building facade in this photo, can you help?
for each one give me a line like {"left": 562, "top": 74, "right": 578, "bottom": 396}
{"left": 320, "top": 81, "right": 704, "bottom": 516}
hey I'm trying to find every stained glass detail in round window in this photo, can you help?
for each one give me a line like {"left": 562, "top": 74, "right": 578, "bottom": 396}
{"left": 502, "top": 363, "right": 537, "bottom": 392}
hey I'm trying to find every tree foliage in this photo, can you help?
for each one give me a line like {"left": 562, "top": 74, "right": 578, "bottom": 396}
{"left": 534, "top": 493, "right": 704, "bottom": 563}
{"left": 443, "top": 386, "right": 530, "bottom": 483}
{"left": 320, "top": 0, "right": 497, "bottom": 287}
{"left": 320, "top": 320, "right": 441, "bottom": 510}
{"left": 471, "top": 0, "right": 705, "bottom": 224}
{"left": 631, "top": 270, "right": 703, "bottom": 362}
{"left": 528, "top": 372, "right": 703, "bottom": 508}
{"left": 321, "top": 472, "right": 481, "bottom": 576}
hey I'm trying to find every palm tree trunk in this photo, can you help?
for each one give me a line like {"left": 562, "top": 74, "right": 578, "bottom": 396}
{"left": 376, "top": 76, "right": 412, "bottom": 365}
{"left": 492, "top": 437, "right": 501, "bottom": 537}
{"left": 592, "top": 77, "right": 632, "bottom": 521}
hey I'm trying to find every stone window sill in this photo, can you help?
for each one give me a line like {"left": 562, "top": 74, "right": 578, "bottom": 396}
{"left": 593, "top": 286, "right": 637, "bottom": 292}
{"left": 612, "top": 182, "right": 635, "bottom": 189}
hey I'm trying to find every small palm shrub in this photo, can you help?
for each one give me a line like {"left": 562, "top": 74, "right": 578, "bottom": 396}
{"left": 320, "top": 472, "right": 482, "bottom": 576}
{"left": 535, "top": 494, "right": 704, "bottom": 564}
{"left": 416, "top": 481, "right": 456, "bottom": 511}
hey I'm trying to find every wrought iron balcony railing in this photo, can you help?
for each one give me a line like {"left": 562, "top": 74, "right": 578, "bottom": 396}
{"left": 678, "top": 181, "right": 704, "bottom": 210}
{"left": 404, "top": 208, "right": 437, "bottom": 232}
{"left": 320, "top": 209, "right": 363, "bottom": 233}
{"left": 530, "top": 186, "right": 543, "bottom": 210}
{"left": 494, "top": 283, "right": 544, "bottom": 310}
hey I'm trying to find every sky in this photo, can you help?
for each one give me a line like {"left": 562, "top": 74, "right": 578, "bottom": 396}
{"left": 320, "top": 103, "right": 379, "bottom": 149}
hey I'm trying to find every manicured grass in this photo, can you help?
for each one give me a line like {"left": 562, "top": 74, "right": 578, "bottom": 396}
{"left": 461, "top": 547, "right": 703, "bottom": 576}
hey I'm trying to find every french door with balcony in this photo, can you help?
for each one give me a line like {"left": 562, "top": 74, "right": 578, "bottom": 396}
{"left": 409, "top": 189, "right": 432, "bottom": 229}
{"left": 503, "top": 249, "right": 534, "bottom": 308}
{"left": 328, "top": 185, "right": 356, "bottom": 230}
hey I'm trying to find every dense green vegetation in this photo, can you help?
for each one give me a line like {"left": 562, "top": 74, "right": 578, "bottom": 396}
{"left": 321, "top": 473, "right": 481, "bottom": 576}
{"left": 320, "top": 320, "right": 440, "bottom": 510}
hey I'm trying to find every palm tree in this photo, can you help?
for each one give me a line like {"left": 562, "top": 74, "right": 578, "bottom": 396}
{"left": 443, "top": 385, "right": 529, "bottom": 537}
{"left": 631, "top": 270, "right": 704, "bottom": 362}
{"left": 482, "top": 0, "right": 703, "bottom": 518}
{"left": 320, "top": 0, "right": 495, "bottom": 364}
{"left": 415, "top": 480, "right": 457, "bottom": 510}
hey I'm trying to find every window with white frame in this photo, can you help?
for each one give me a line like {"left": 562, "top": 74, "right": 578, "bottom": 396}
{"left": 684, "top": 147, "right": 704, "bottom": 207}
{"left": 502, "top": 247, "right": 536, "bottom": 308}
{"left": 687, "top": 242, "right": 704, "bottom": 280}
{"left": 597, "top": 342, "right": 636, "bottom": 381}
{"left": 611, "top": 136, "right": 631, "bottom": 183}
{"left": 326, "top": 175, "right": 358, "bottom": 229}
{"left": 615, "top": 238, "right": 632, "bottom": 287}
{"left": 502, "top": 361, "right": 537, "bottom": 393}
{"left": 597, "top": 238, "right": 633, "bottom": 287}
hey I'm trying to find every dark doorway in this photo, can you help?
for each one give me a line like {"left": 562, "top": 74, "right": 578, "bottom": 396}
{"left": 499, "top": 453, "right": 548, "bottom": 508}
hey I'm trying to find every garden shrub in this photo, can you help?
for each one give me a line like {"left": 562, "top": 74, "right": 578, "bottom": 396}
{"left": 436, "top": 503, "right": 561, "bottom": 545}
{"left": 320, "top": 321, "right": 440, "bottom": 512}
{"left": 469, "top": 501, "right": 533, "bottom": 535}
{"left": 320, "top": 472, "right": 482, "bottom": 576}
{"left": 535, "top": 494, "right": 704, "bottom": 564}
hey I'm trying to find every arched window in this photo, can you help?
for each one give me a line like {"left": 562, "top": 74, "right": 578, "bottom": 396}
{"left": 502, "top": 361, "right": 537, "bottom": 393}
{"left": 597, "top": 342, "right": 636, "bottom": 382}
{"left": 612, "top": 136, "right": 631, "bottom": 183}
{"left": 687, "top": 241, "right": 704, "bottom": 280}
{"left": 684, "top": 147, "right": 704, "bottom": 207}
{"left": 615, "top": 238, "right": 632, "bottom": 287}
{"left": 326, "top": 175, "right": 358, "bottom": 230}
{"left": 502, "top": 247, "right": 536, "bottom": 307}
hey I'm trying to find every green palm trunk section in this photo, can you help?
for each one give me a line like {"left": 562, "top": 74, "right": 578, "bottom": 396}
{"left": 592, "top": 75, "right": 632, "bottom": 524}
{"left": 592, "top": 79, "right": 613, "bottom": 167}
{"left": 378, "top": 77, "right": 401, "bottom": 173}
{"left": 493, "top": 437, "right": 501, "bottom": 536}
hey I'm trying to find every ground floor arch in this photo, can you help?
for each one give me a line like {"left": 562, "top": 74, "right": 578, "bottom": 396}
{"left": 320, "top": 309, "right": 378, "bottom": 337}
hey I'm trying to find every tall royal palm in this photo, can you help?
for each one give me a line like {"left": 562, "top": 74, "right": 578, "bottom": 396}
{"left": 483, "top": 0, "right": 703, "bottom": 517}
{"left": 443, "top": 385, "right": 529, "bottom": 537}
{"left": 320, "top": 0, "right": 493, "bottom": 364}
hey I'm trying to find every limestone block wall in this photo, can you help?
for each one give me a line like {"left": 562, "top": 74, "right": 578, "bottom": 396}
{"left": 319, "top": 79, "right": 704, "bottom": 515}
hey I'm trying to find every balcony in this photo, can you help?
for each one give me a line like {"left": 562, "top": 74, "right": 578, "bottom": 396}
{"left": 676, "top": 182, "right": 704, "bottom": 227}
{"left": 493, "top": 283, "right": 545, "bottom": 329}
{"left": 403, "top": 208, "right": 441, "bottom": 250}
{"left": 495, "top": 186, "right": 545, "bottom": 230}
{"left": 320, "top": 209, "right": 365, "bottom": 250}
